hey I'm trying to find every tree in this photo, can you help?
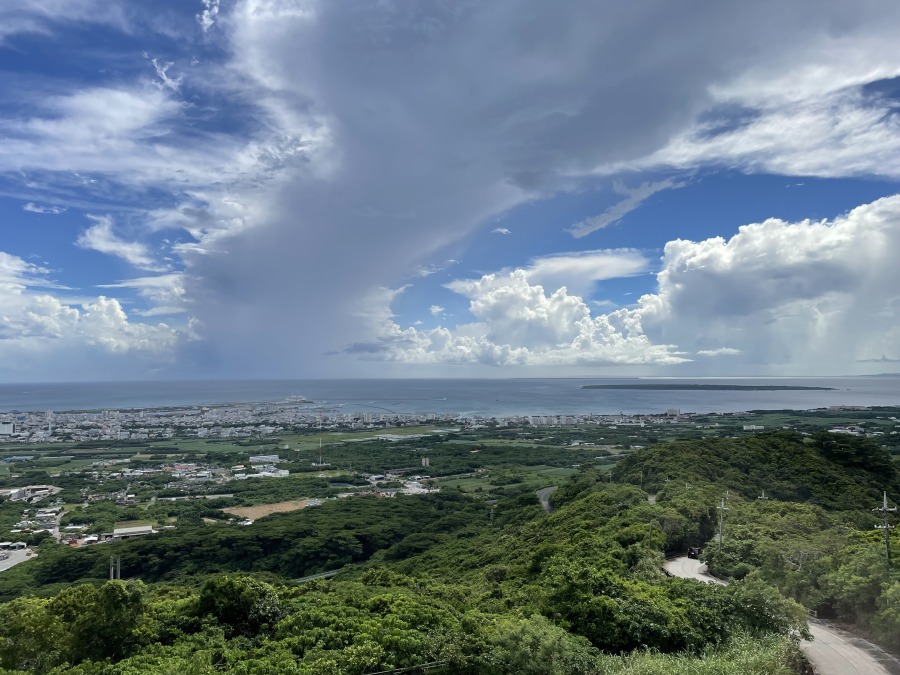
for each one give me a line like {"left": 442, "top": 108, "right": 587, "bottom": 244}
{"left": 0, "top": 597, "right": 65, "bottom": 673}
{"left": 196, "top": 574, "right": 285, "bottom": 637}
{"left": 49, "top": 581, "right": 147, "bottom": 663}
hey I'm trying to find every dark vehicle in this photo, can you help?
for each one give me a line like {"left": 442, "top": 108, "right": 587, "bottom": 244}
{"left": 687, "top": 546, "right": 701, "bottom": 559}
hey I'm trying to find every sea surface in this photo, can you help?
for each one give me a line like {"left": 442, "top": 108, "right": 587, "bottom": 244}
{"left": 0, "top": 377, "right": 898, "bottom": 416}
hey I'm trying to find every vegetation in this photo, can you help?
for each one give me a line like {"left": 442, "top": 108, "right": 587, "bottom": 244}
{"left": 0, "top": 420, "right": 897, "bottom": 672}
{"left": 610, "top": 431, "right": 900, "bottom": 651}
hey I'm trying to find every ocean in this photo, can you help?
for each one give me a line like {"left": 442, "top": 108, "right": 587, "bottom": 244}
{"left": 0, "top": 377, "right": 898, "bottom": 416}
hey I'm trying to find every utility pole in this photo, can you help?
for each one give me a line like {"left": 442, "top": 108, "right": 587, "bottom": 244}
{"left": 717, "top": 497, "right": 729, "bottom": 546}
{"left": 874, "top": 492, "right": 897, "bottom": 568}
{"left": 758, "top": 490, "right": 768, "bottom": 500}
{"left": 109, "top": 555, "right": 121, "bottom": 580}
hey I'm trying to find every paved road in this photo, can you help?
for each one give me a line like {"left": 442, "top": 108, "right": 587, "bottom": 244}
{"left": 664, "top": 556, "right": 900, "bottom": 675}
{"left": 536, "top": 486, "right": 558, "bottom": 513}
{"left": 0, "top": 549, "right": 36, "bottom": 572}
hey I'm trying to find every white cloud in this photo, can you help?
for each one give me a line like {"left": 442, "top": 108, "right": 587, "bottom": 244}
{"left": 5, "top": 1, "right": 900, "bottom": 378}
{"left": 568, "top": 178, "right": 685, "bottom": 239}
{"left": 447, "top": 249, "right": 649, "bottom": 300}
{"left": 98, "top": 273, "right": 186, "bottom": 315}
{"left": 429, "top": 305, "right": 444, "bottom": 316}
{"left": 636, "top": 194, "right": 900, "bottom": 370}
{"left": 179, "top": 0, "right": 900, "bottom": 376}
{"left": 197, "top": 0, "right": 221, "bottom": 32}
{"left": 0, "top": 2, "right": 128, "bottom": 44}
{"left": 0, "top": 250, "right": 182, "bottom": 379}
{"left": 492, "top": 227, "right": 511, "bottom": 235}
{"left": 150, "top": 58, "right": 183, "bottom": 92}
{"left": 357, "top": 270, "right": 685, "bottom": 368}
{"left": 646, "top": 88, "right": 900, "bottom": 179}
{"left": 697, "top": 347, "right": 741, "bottom": 357}
{"left": 367, "top": 194, "right": 900, "bottom": 373}
{"left": 413, "top": 260, "right": 459, "bottom": 279}
{"left": 22, "top": 202, "right": 66, "bottom": 215}
{"left": 522, "top": 249, "right": 650, "bottom": 297}
{"left": 76, "top": 215, "right": 163, "bottom": 271}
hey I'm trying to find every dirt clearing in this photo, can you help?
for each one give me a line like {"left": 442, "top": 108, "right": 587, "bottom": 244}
{"left": 224, "top": 499, "right": 309, "bottom": 520}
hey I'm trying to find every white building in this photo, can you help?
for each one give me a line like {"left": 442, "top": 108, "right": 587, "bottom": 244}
{"left": 249, "top": 454, "right": 281, "bottom": 464}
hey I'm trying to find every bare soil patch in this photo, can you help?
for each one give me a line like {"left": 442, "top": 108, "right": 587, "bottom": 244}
{"left": 224, "top": 499, "right": 309, "bottom": 520}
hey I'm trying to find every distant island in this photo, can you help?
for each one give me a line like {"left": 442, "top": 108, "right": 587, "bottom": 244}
{"left": 582, "top": 383, "right": 835, "bottom": 391}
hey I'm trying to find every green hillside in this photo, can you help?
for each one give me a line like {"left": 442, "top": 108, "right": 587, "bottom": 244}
{"left": 0, "top": 431, "right": 897, "bottom": 673}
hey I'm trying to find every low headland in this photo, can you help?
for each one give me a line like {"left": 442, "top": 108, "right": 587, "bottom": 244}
{"left": 582, "top": 383, "right": 835, "bottom": 391}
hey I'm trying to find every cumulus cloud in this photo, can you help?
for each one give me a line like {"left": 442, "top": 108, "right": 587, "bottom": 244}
{"left": 636, "top": 194, "right": 900, "bottom": 370}
{"left": 360, "top": 270, "right": 685, "bottom": 367}
{"left": 170, "top": 0, "right": 900, "bottom": 377}
{"left": 0, "top": 250, "right": 182, "bottom": 379}
{"left": 6, "top": 1, "right": 900, "bottom": 378}
{"left": 372, "top": 195, "right": 900, "bottom": 373}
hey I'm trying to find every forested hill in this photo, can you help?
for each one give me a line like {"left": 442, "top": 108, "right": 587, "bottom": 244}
{"left": 608, "top": 431, "right": 898, "bottom": 510}
{"left": 0, "top": 431, "right": 896, "bottom": 673}
{"left": 541, "top": 431, "right": 899, "bottom": 655}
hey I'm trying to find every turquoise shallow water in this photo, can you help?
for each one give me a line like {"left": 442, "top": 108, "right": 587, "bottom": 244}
{"left": 0, "top": 377, "right": 898, "bottom": 416}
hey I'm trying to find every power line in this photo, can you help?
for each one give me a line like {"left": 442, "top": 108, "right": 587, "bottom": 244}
{"left": 874, "top": 491, "right": 897, "bottom": 568}
{"left": 717, "top": 495, "right": 729, "bottom": 546}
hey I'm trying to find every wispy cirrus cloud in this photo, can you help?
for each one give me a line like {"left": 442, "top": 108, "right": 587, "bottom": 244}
{"left": 446, "top": 249, "right": 650, "bottom": 300}
{"left": 97, "top": 272, "right": 186, "bottom": 315}
{"left": 567, "top": 178, "right": 686, "bottom": 238}
{"left": 76, "top": 215, "right": 164, "bottom": 271}
{"left": 150, "top": 58, "right": 183, "bottom": 92}
{"left": 23, "top": 202, "right": 66, "bottom": 215}
{"left": 697, "top": 347, "right": 742, "bottom": 357}
{"left": 197, "top": 0, "right": 221, "bottom": 32}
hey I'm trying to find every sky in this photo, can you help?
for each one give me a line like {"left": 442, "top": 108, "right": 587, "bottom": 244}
{"left": 1, "top": 0, "right": 900, "bottom": 381}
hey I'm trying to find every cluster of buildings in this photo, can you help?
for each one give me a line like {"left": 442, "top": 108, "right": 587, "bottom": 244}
{"left": 0, "top": 485, "right": 62, "bottom": 502}
{"left": 0, "top": 399, "right": 711, "bottom": 445}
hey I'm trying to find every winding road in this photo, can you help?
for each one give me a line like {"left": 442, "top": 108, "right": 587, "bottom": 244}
{"left": 536, "top": 486, "right": 558, "bottom": 513}
{"left": 664, "top": 556, "right": 900, "bottom": 675}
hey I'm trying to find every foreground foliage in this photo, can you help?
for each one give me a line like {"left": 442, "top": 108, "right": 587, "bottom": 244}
{"left": 2, "top": 429, "right": 895, "bottom": 672}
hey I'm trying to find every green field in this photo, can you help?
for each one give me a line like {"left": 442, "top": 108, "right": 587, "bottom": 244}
{"left": 435, "top": 465, "right": 579, "bottom": 492}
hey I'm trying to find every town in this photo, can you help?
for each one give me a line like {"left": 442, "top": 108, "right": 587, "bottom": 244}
{"left": 0, "top": 400, "right": 897, "bottom": 564}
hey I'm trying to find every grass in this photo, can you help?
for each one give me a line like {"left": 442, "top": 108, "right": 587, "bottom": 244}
{"left": 436, "top": 465, "right": 578, "bottom": 493}
{"left": 595, "top": 635, "right": 802, "bottom": 675}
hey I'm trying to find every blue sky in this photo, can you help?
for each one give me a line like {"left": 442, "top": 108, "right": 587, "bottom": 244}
{"left": 1, "top": 1, "right": 900, "bottom": 381}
